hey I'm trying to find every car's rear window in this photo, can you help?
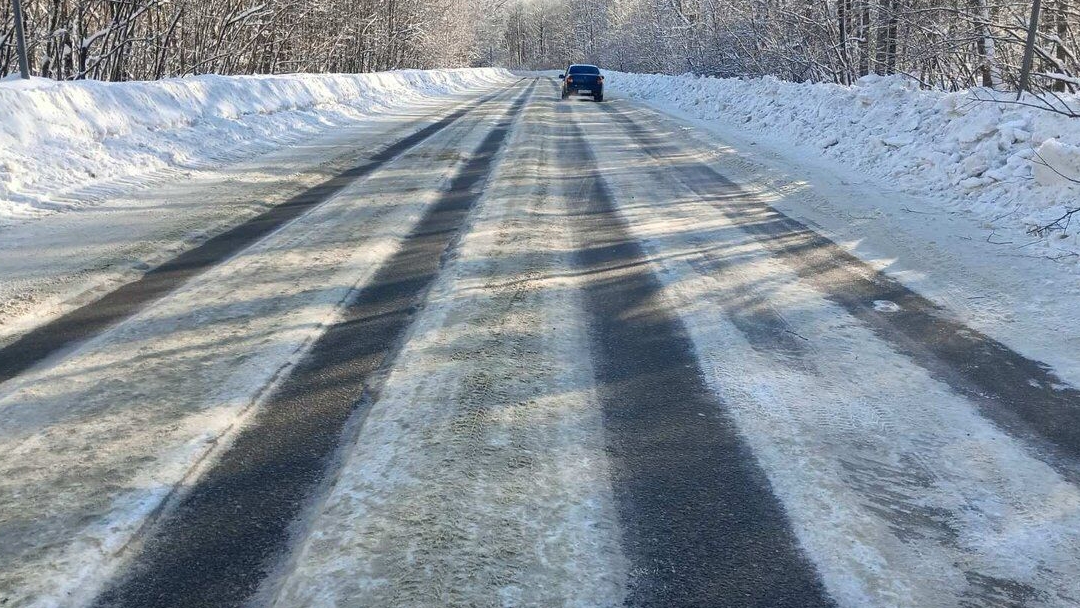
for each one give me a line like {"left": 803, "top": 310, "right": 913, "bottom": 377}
{"left": 568, "top": 65, "right": 600, "bottom": 75}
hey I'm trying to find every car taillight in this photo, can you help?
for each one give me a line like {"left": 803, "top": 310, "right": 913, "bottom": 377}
{"left": 598, "top": 75, "right": 604, "bottom": 83}
{"left": 566, "top": 76, "right": 573, "bottom": 83}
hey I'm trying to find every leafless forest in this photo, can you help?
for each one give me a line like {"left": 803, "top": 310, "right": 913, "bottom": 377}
{"left": 0, "top": 0, "right": 484, "bottom": 79}
{"left": 2, "top": 0, "right": 1077, "bottom": 95}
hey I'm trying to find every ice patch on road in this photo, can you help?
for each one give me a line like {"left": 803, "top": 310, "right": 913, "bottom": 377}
{"left": 873, "top": 300, "right": 902, "bottom": 313}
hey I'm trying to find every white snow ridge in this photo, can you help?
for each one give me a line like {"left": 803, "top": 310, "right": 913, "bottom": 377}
{"left": 0, "top": 68, "right": 511, "bottom": 224}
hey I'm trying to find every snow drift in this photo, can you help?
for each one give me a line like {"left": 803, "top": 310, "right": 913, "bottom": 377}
{"left": 0, "top": 68, "right": 513, "bottom": 223}
{"left": 607, "top": 71, "right": 1080, "bottom": 251}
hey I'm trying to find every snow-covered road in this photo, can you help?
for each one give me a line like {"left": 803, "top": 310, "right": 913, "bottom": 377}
{"left": 2, "top": 75, "right": 1079, "bottom": 608}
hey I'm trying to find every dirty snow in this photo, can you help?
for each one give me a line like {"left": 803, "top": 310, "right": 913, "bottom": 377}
{"left": 273, "top": 79, "right": 625, "bottom": 608}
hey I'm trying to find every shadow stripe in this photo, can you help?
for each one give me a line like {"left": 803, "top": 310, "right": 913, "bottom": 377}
{"left": 602, "top": 101, "right": 1080, "bottom": 485}
{"left": 0, "top": 81, "right": 521, "bottom": 387}
{"left": 90, "top": 80, "right": 537, "bottom": 608}
{"left": 559, "top": 98, "right": 834, "bottom": 607}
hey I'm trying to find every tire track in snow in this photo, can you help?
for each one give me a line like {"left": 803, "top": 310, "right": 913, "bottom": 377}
{"left": 0, "top": 80, "right": 522, "bottom": 389}
{"left": 0, "top": 81, "right": 525, "bottom": 608}
{"left": 89, "top": 80, "right": 537, "bottom": 608}
{"left": 598, "top": 101, "right": 1080, "bottom": 487}
{"left": 274, "top": 77, "right": 625, "bottom": 607}
{"left": 585, "top": 96, "right": 1080, "bottom": 607}
{"left": 558, "top": 94, "right": 835, "bottom": 607}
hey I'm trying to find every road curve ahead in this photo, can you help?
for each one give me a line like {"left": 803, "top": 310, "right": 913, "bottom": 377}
{"left": 2, "top": 77, "right": 1079, "bottom": 608}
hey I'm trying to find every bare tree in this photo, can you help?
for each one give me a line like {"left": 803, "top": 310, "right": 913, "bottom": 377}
{"left": 477, "top": 0, "right": 1080, "bottom": 104}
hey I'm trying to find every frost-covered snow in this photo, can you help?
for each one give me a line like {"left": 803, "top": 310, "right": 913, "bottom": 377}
{"left": 0, "top": 68, "right": 511, "bottom": 223}
{"left": 606, "top": 71, "right": 1080, "bottom": 269}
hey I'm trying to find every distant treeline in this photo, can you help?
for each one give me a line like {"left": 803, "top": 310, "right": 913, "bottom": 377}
{"left": 496, "top": 0, "right": 1078, "bottom": 96}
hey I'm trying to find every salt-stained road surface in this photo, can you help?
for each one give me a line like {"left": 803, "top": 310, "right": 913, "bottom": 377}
{"left": 2, "top": 77, "right": 1080, "bottom": 608}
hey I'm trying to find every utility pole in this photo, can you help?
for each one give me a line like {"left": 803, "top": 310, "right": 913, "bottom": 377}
{"left": 1018, "top": 0, "right": 1042, "bottom": 99}
{"left": 11, "top": 0, "right": 31, "bottom": 79}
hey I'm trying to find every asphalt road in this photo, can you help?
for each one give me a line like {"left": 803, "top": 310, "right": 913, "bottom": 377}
{"left": 2, "top": 77, "right": 1079, "bottom": 608}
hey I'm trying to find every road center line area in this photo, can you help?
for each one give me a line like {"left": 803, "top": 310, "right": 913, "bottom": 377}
{"left": 269, "top": 77, "right": 626, "bottom": 608}
{"left": 3, "top": 76, "right": 1080, "bottom": 608}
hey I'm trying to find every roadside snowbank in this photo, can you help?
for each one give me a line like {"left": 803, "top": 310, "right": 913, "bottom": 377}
{"left": 607, "top": 71, "right": 1080, "bottom": 266}
{"left": 0, "top": 68, "right": 513, "bottom": 223}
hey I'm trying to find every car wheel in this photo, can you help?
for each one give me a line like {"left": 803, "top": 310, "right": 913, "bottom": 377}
{"left": 595, "top": 93, "right": 604, "bottom": 102}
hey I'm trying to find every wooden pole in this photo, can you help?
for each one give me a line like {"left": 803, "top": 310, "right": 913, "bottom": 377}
{"left": 1018, "top": 0, "right": 1042, "bottom": 98}
{"left": 11, "top": 0, "right": 30, "bottom": 78}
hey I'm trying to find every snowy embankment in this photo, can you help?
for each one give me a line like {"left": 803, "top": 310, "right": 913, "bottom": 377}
{"left": 607, "top": 71, "right": 1080, "bottom": 268}
{"left": 0, "top": 68, "right": 512, "bottom": 223}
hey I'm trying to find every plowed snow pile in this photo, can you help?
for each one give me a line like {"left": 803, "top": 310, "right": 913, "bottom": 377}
{"left": 607, "top": 71, "right": 1080, "bottom": 269}
{"left": 0, "top": 68, "right": 512, "bottom": 223}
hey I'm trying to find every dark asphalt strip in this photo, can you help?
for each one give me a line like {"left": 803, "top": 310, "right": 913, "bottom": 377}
{"left": 602, "top": 102, "right": 1080, "bottom": 482}
{"left": 0, "top": 81, "right": 520, "bottom": 388}
{"left": 91, "top": 80, "right": 537, "bottom": 608}
{"left": 558, "top": 109, "right": 834, "bottom": 607}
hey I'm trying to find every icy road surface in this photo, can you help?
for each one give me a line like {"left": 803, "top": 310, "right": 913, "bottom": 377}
{"left": 1, "top": 77, "right": 1080, "bottom": 608}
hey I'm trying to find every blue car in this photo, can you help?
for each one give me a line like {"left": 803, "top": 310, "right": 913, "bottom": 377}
{"left": 560, "top": 64, "right": 604, "bottom": 102}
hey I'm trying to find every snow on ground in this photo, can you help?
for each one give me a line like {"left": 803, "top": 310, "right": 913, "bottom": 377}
{"left": 0, "top": 68, "right": 511, "bottom": 223}
{"left": 579, "top": 86, "right": 1080, "bottom": 608}
{"left": 605, "top": 72, "right": 1080, "bottom": 393}
{"left": 0, "top": 93, "right": 507, "bottom": 608}
{"left": 2, "top": 67, "right": 1077, "bottom": 606}
{"left": 0, "top": 69, "right": 514, "bottom": 352}
{"left": 606, "top": 71, "right": 1080, "bottom": 270}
